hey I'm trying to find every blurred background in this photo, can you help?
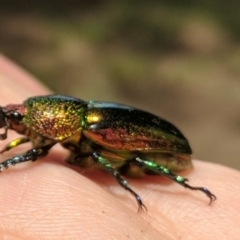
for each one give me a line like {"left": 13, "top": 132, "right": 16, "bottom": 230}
{"left": 0, "top": 1, "right": 239, "bottom": 169}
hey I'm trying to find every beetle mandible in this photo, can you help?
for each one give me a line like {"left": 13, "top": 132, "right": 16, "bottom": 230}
{"left": 0, "top": 95, "right": 216, "bottom": 210}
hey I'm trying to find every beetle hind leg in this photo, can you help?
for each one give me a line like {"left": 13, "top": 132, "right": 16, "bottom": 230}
{"left": 92, "top": 152, "right": 147, "bottom": 212}
{"left": 177, "top": 180, "right": 217, "bottom": 204}
{"left": 135, "top": 157, "right": 216, "bottom": 204}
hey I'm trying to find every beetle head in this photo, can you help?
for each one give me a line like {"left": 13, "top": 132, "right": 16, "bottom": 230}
{"left": 0, "top": 104, "right": 26, "bottom": 140}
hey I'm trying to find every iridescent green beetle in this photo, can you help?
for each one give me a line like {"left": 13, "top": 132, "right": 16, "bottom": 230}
{"left": 0, "top": 95, "right": 216, "bottom": 210}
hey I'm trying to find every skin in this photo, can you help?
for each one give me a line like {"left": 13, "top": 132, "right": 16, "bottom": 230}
{"left": 0, "top": 54, "right": 240, "bottom": 240}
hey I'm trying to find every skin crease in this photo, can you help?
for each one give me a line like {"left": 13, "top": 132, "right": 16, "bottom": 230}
{"left": 0, "top": 54, "right": 240, "bottom": 240}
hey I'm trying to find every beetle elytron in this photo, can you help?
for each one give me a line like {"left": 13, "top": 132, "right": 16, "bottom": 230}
{"left": 0, "top": 95, "right": 216, "bottom": 210}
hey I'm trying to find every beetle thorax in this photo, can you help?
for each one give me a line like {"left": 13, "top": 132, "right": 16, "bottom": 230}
{"left": 23, "top": 100, "right": 84, "bottom": 141}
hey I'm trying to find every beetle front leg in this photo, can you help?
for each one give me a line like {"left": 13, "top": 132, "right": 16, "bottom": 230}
{"left": 0, "top": 145, "right": 52, "bottom": 172}
{"left": 92, "top": 152, "right": 147, "bottom": 211}
{"left": 0, "top": 137, "right": 30, "bottom": 153}
{"left": 135, "top": 157, "right": 216, "bottom": 204}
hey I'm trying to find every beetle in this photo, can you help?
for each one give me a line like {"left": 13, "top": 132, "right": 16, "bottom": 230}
{"left": 0, "top": 95, "right": 216, "bottom": 210}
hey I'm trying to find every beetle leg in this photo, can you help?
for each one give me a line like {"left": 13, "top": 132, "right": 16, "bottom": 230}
{"left": 92, "top": 152, "right": 147, "bottom": 212}
{"left": 0, "top": 137, "right": 30, "bottom": 153}
{"left": 0, "top": 145, "right": 52, "bottom": 172}
{"left": 135, "top": 157, "right": 216, "bottom": 205}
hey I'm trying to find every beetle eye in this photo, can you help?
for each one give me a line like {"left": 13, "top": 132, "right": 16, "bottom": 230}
{"left": 9, "top": 112, "right": 23, "bottom": 122}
